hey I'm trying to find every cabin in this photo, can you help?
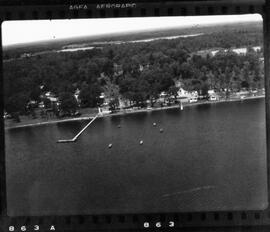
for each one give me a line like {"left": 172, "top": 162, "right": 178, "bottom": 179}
{"left": 208, "top": 89, "right": 219, "bottom": 101}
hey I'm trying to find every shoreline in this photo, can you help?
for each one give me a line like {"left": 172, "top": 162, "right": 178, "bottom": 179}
{"left": 5, "top": 95, "right": 265, "bottom": 130}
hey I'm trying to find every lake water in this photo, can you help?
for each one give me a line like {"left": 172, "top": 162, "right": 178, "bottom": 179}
{"left": 5, "top": 98, "right": 268, "bottom": 216}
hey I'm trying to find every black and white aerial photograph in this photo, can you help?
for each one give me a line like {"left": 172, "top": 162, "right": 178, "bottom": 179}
{"left": 2, "top": 14, "right": 268, "bottom": 216}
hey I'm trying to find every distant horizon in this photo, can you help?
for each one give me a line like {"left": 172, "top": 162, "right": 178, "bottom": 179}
{"left": 2, "top": 14, "right": 262, "bottom": 47}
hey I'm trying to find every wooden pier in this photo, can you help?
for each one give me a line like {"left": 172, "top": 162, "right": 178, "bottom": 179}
{"left": 57, "top": 114, "right": 99, "bottom": 143}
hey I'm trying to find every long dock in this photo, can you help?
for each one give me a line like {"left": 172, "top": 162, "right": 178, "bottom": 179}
{"left": 57, "top": 114, "right": 99, "bottom": 143}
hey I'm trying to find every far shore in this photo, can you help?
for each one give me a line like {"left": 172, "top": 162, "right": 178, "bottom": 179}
{"left": 5, "top": 95, "right": 265, "bottom": 130}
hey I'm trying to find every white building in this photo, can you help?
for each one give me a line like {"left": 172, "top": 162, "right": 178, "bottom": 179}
{"left": 177, "top": 88, "right": 189, "bottom": 98}
{"left": 208, "top": 89, "right": 219, "bottom": 101}
{"left": 43, "top": 92, "right": 58, "bottom": 103}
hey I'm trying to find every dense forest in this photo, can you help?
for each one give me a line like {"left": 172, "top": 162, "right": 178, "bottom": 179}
{"left": 3, "top": 22, "right": 264, "bottom": 118}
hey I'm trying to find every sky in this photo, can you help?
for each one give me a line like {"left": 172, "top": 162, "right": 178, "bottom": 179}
{"left": 1, "top": 14, "right": 262, "bottom": 46}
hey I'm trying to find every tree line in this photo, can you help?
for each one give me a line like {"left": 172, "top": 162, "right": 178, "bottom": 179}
{"left": 3, "top": 28, "right": 264, "bottom": 117}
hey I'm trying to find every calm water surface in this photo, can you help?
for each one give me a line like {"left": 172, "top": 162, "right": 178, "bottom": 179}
{"left": 5, "top": 98, "right": 268, "bottom": 216}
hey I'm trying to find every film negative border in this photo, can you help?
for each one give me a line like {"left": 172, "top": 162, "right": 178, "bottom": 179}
{"left": 0, "top": 0, "right": 270, "bottom": 231}
{"left": 0, "top": 0, "right": 266, "bottom": 20}
{"left": 3, "top": 210, "right": 270, "bottom": 231}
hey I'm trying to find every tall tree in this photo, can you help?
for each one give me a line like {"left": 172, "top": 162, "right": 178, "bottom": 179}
{"left": 59, "top": 92, "right": 78, "bottom": 114}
